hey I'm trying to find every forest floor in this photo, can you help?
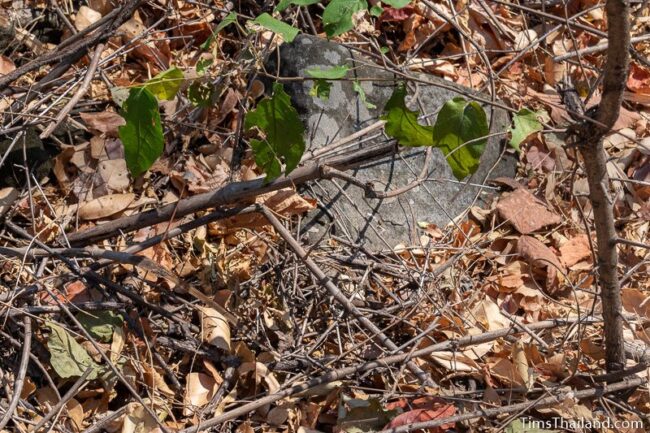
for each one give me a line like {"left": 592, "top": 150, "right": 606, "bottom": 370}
{"left": 0, "top": 1, "right": 649, "bottom": 432}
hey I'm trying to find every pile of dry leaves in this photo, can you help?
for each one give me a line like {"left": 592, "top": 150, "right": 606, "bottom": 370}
{"left": 0, "top": 1, "right": 648, "bottom": 432}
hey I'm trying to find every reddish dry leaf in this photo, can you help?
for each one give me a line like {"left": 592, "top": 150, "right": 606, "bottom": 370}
{"left": 526, "top": 145, "right": 555, "bottom": 172}
{"left": 496, "top": 188, "right": 561, "bottom": 234}
{"left": 488, "top": 357, "right": 526, "bottom": 388}
{"left": 627, "top": 63, "right": 650, "bottom": 95}
{"left": 0, "top": 55, "right": 16, "bottom": 75}
{"left": 384, "top": 399, "right": 455, "bottom": 432}
{"left": 486, "top": 261, "right": 526, "bottom": 293}
{"left": 516, "top": 236, "right": 565, "bottom": 295}
{"left": 379, "top": 5, "right": 416, "bottom": 23}
{"left": 173, "top": 20, "right": 212, "bottom": 47}
{"left": 559, "top": 234, "right": 592, "bottom": 267}
{"left": 621, "top": 288, "right": 650, "bottom": 319}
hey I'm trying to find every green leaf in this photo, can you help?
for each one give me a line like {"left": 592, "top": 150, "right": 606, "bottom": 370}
{"left": 383, "top": 0, "right": 411, "bottom": 7}
{"left": 381, "top": 84, "right": 435, "bottom": 147}
{"left": 118, "top": 87, "right": 164, "bottom": 177}
{"left": 309, "top": 79, "right": 333, "bottom": 100}
{"left": 188, "top": 81, "right": 215, "bottom": 107}
{"left": 369, "top": 4, "right": 383, "bottom": 16}
{"left": 196, "top": 58, "right": 213, "bottom": 75}
{"left": 215, "top": 12, "right": 238, "bottom": 33}
{"left": 244, "top": 82, "right": 305, "bottom": 181}
{"left": 305, "top": 65, "right": 349, "bottom": 79}
{"left": 306, "top": 66, "right": 349, "bottom": 100}
{"left": 276, "top": 0, "right": 321, "bottom": 12}
{"left": 46, "top": 322, "right": 101, "bottom": 380}
{"left": 77, "top": 311, "right": 124, "bottom": 343}
{"left": 508, "top": 108, "right": 543, "bottom": 152}
{"left": 432, "top": 97, "right": 489, "bottom": 180}
{"left": 144, "top": 67, "right": 184, "bottom": 101}
{"left": 353, "top": 80, "right": 376, "bottom": 110}
{"left": 323, "top": 0, "right": 368, "bottom": 37}
{"left": 252, "top": 13, "right": 300, "bottom": 42}
{"left": 201, "top": 12, "right": 238, "bottom": 50}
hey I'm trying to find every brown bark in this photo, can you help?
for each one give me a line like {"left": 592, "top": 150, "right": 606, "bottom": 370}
{"left": 577, "top": 0, "right": 630, "bottom": 372}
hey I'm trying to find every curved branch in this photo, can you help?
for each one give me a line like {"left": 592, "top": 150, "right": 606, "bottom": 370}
{"left": 0, "top": 317, "right": 32, "bottom": 430}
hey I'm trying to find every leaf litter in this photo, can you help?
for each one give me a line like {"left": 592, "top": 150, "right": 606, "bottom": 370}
{"left": 0, "top": 1, "right": 648, "bottom": 433}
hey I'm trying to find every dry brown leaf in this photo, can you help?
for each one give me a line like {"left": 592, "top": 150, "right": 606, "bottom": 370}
{"left": 121, "top": 401, "right": 160, "bottom": 433}
{"left": 141, "top": 364, "right": 175, "bottom": 397}
{"left": 471, "top": 298, "right": 508, "bottom": 330}
{"left": 0, "top": 187, "right": 18, "bottom": 218}
{"left": 78, "top": 193, "right": 135, "bottom": 220}
{"left": 627, "top": 63, "right": 650, "bottom": 95}
{"left": 96, "top": 159, "right": 130, "bottom": 193}
{"left": 516, "top": 236, "right": 565, "bottom": 295}
{"left": 486, "top": 260, "right": 526, "bottom": 293}
{"left": 487, "top": 357, "right": 526, "bottom": 387}
{"left": 580, "top": 338, "right": 605, "bottom": 360}
{"left": 526, "top": 87, "right": 641, "bottom": 129}
{"left": 383, "top": 400, "right": 455, "bottom": 432}
{"left": 559, "top": 234, "right": 592, "bottom": 267}
{"left": 429, "top": 351, "right": 480, "bottom": 372}
{"left": 170, "top": 156, "right": 229, "bottom": 194}
{"left": 267, "top": 404, "right": 291, "bottom": 426}
{"left": 0, "top": 55, "right": 16, "bottom": 75}
{"left": 622, "top": 288, "right": 650, "bottom": 319}
{"left": 198, "top": 306, "right": 231, "bottom": 351}
{"left": 511, "top": 341, "right": 530, "bottom": 390}
{"left": 80, "top": 111, "right": 125, "bottom": 137}
{"left": 238, "top": 362, "right": 280, "bottom": 394}
{"left": 183, "top": 372, "right": 217, "bottom": 416}
{"left": 66, "top": 398, "right": 85, "bottom": 432}
{"left": 496, "top": 187, "right": 561, "bottom": 234}
{"left": 209, "top": 188, "right": 315, "bottom": 235}
{"left": 75, "top": 6, "right": 101, "bottom": 31}
{"left": 87, "top": 0, "right": 114, "bottom": 15}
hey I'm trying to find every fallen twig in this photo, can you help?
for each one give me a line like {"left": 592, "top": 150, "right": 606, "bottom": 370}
{"left": 373, "top": 376, "right": 647, "bottom": 433}
{"left": 178, "top": 317, "right": 602, "bottom": 433}
{"left": 40, "top": 43, "right": 106, "bottom": 139}
{"left": 258, "top": 204, "right": 436, "bottom": 386}
{"left": 64, "top": 141, "right": 397, "bottom": 245}
{"left": 0, "top": 316, "right": 31, "bottom": 431}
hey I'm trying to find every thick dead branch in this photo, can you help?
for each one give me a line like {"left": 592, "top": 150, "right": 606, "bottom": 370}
{"left": 64, "top": 141, "right": 397, "bottom": 245}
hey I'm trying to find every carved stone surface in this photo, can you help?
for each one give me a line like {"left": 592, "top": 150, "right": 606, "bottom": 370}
{"left": 266, "top": 35, "right": 517, "bottom": 251}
